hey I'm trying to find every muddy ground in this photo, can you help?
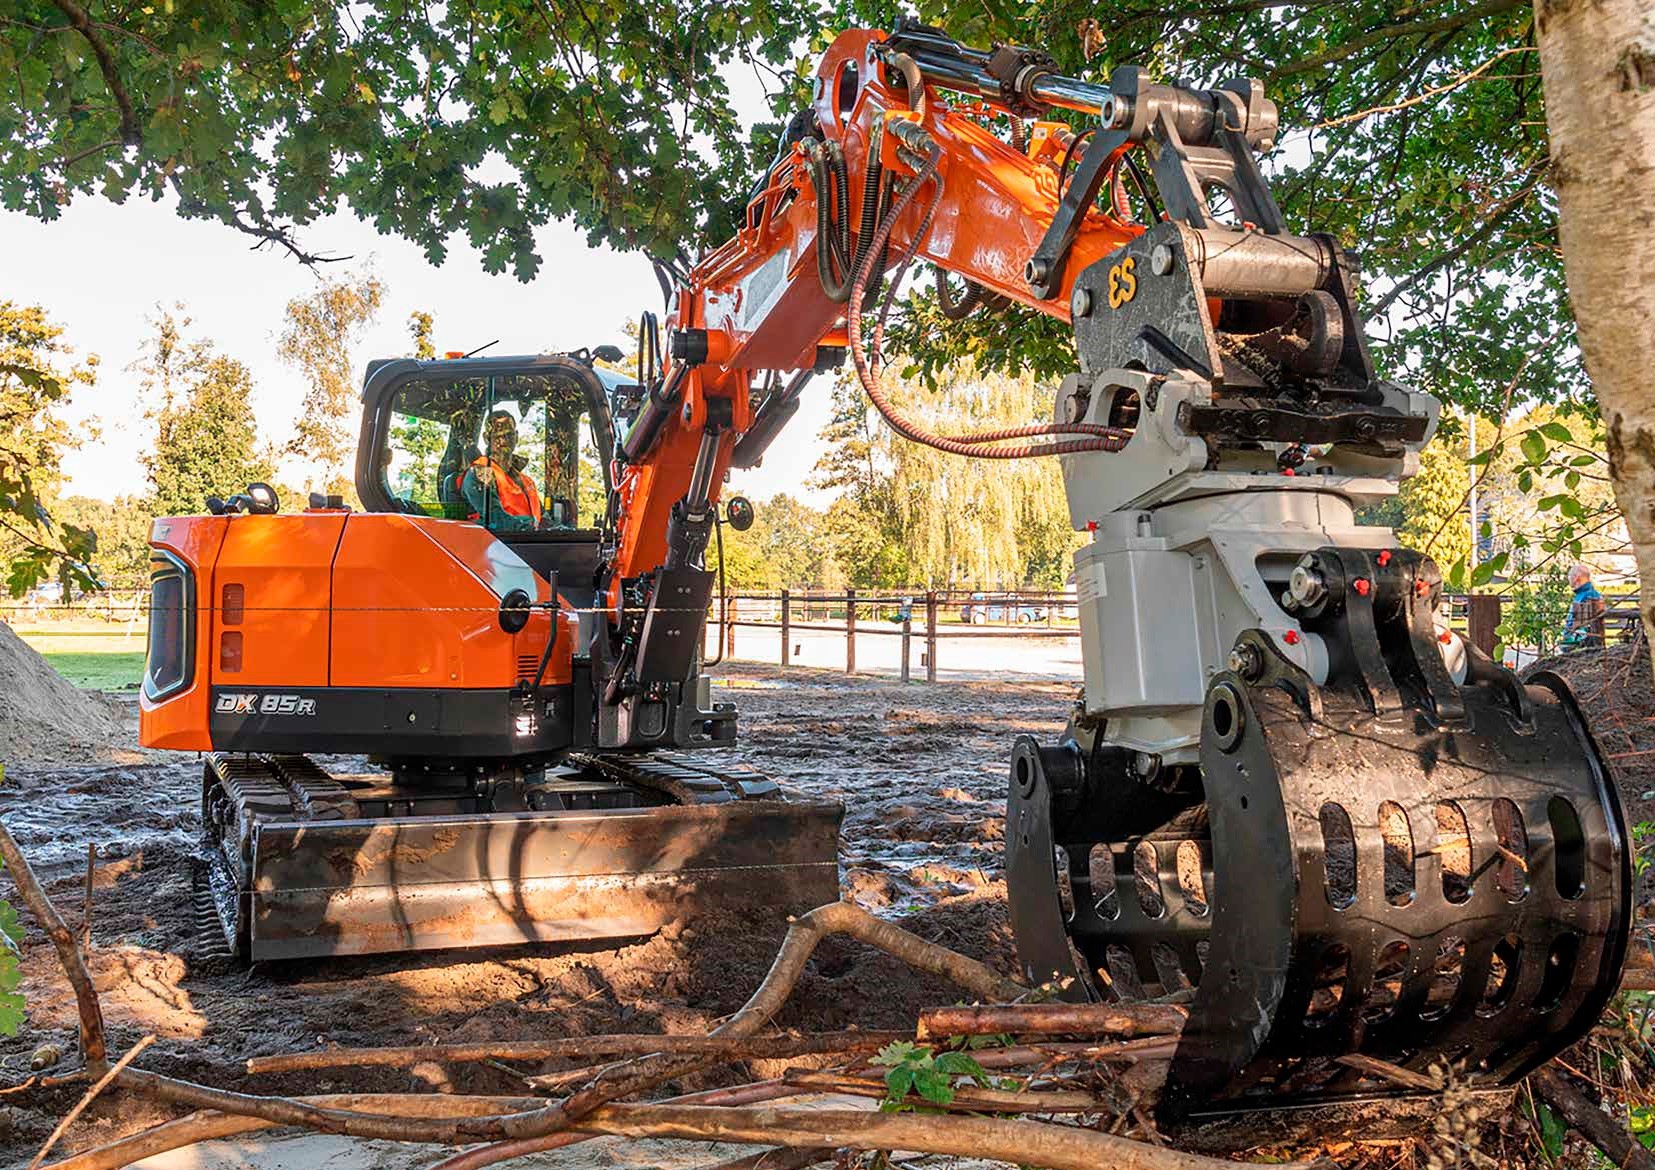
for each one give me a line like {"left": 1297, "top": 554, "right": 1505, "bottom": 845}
{"left": 0, "top": 662, "right": 1071, "bottom": 1163}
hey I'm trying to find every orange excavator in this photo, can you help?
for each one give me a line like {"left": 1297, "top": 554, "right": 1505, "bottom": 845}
{"left": 142, "top": 20, "right": 1628, "bottom": 1120}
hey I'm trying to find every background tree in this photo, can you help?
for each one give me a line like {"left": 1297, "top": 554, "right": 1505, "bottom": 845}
{"left": 48, "top": 495, "right": 153, "bottom": 588}
{"left": 0, "top": 302, "right": 97, "bottom": 595}
{"left": 1532, "top": 0, "right": 1655, "bottom": 643}
{"left": 278, "top": 267, "right": 384, "bottom": 498}
{"left": 140, "top": 315, "right": 271, "bottom": 517}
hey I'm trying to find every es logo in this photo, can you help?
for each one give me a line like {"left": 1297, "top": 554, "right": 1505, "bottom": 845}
{"left": 215, "top": 693, "right": 317, "bottom": 716}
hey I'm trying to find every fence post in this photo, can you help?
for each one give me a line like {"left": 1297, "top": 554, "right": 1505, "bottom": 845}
{"left": 845, "top": 588, "right": 857, "bottom": 675}
{"left": 901, "top": 607, "right": 912, "bottom": 683}
{"left": 1467, "top": 593, "right": 1502, "bottom": 657}
{"left": 925, "top": 590, "right": 938, "bottom": 683}
{"left": 780, "top": 588, "right": 791, "bottom": 667}
{"left": 725, "top": 595, "right": 737, "bottom": 656}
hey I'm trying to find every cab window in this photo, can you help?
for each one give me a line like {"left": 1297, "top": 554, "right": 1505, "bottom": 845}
{"left": 380, "top": 372, "right": 608, "bottom": 533}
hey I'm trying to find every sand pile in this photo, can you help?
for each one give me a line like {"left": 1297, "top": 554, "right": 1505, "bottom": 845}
{"left": 0, "top": 621, "right": 123, "bottom": 763}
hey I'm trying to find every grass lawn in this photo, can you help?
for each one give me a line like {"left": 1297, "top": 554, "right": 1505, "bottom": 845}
{"left": 13, "top": 624, "right": 146, "bottom": 690}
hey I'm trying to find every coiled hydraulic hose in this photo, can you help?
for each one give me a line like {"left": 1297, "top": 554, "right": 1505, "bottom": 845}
{"left": 846, "top": 139, "right": 1130, "bottom": 459}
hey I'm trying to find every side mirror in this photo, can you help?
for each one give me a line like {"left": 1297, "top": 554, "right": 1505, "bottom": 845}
{"left": 725, "top": 496, "right": 755, "bottom": 532}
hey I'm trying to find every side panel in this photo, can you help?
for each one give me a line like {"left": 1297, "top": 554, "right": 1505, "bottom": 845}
{"left": 331, "top": 514, "right": 564, "bottom": 690}
{"left": 140, "top": 516, "right": 230, "bottom": 750}
{"left": 211, "top": 514, "right": 348, "bottom": 687}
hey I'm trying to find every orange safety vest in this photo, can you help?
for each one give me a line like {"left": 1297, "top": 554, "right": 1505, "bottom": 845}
{"left": 460, "top": 457, "right": 541, "bottom": 522}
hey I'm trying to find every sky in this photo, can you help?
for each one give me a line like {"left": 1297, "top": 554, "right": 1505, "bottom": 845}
{"left": 1, "top": 65, "right": 837, "bottom": 511}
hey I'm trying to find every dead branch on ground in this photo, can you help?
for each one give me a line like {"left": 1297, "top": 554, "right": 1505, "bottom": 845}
{"left": 1530, "top": 1066, "right": 1655, "bottom": 1170}
{"left": 247, "top": 1028, "right": 911, "bottom": 1076}
{"left": 1, "top": 824, "right": 1257, "bottom": 1170}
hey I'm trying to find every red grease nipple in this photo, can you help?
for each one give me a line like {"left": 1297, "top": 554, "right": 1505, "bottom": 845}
{"left": 1352, "top": 578, "right": 1372, "bottom": 597}
{"left": 1283, "top": 630, "right": 1301, "bottom": 645}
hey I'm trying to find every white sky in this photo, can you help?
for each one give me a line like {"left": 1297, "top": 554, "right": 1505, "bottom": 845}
{"left": 1, "top": 63, "right": 835, "bottom": 510}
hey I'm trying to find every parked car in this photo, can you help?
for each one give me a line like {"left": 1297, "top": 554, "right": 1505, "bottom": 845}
{"left": 960, "top": 593, "right": 1047, "bottom": 624}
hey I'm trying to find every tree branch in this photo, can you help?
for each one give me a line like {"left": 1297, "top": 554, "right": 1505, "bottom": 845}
{"left": 166, "top": 175, "right": 349, "bottom": 268}
{"left": 1271, "top": 0, "right": 1526, "bottom": 78}
{"left": 0, "top": 824, "right": 105, "bottom": 1070}
{"left": 44, "top": 0, "right": 140, "bottom": 144}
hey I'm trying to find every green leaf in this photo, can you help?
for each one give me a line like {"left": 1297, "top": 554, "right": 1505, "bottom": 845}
{"left": 872, "top": 1040, "right": 923, "bottom": 1067}
{"left": 883, "top": 1065, "right": 916, "bottom": 1101}
{"left": 1520, "top": 430, "right": 1548, "bottom": 465}
{"left": 911, "top": 1067, "right": 955, "bottom": 1104}
{"left": 1536, "top": 1100, "right": 1567, "bottom": 1159}
{"left": 1540, "top": 421, "right": 1573, "bottom": 443}
{"left": 1470, "top": 559, "right": 1496, "bottom": 587}
{"left": 0, "top": 900, "right": 20, "bottom": 950}
{"left": 934, "top": 1051, "right": 987, "bottom": 1079}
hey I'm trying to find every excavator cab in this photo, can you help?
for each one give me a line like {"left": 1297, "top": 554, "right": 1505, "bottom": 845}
{"left": 140, "top": 351, "right": 842, "bottom": 963}
{"left": 356, "top": 355, "right": 624, "bottom": 621}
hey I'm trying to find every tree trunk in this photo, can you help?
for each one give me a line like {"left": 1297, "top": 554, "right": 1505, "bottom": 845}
{"left": 1534, "top": 0, "right": 1655, "bottom": 644}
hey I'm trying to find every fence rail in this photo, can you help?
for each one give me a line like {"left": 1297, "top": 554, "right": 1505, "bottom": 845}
{"left": 705, "top": 588, "right": 1082, "bottom": 682}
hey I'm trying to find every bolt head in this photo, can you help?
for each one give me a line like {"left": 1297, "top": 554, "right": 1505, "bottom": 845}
{"left": 1071, "top": 286, "right": 1092, "bottom": 318}
{"left": 1288, "top": 563, "right": 1326, "bottom": 606}
{"left": 1025, "top": 257, "right": 1050, "bottom": 286}
{"left": 1227, "top": 642, "right": 1263, "bottom": 680}
{"left": 1151, "top": 243, "right": 1175, "bottom": 276}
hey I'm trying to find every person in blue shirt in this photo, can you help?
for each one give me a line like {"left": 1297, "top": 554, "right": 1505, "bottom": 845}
{"left": 1562, "top": 563, "right": 1606, "bottom": 650}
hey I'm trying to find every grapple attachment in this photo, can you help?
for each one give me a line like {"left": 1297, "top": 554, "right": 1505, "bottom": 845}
{"left": 204, "top": 752, "right": 842, "bottom": 962}
{"left": 1008, "top": 547, "right": 1630, "bottom": 1119}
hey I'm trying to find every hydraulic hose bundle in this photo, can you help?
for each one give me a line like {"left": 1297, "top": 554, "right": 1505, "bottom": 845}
{"left": 842, "top": 121, "right": 1130, "bottom": 460}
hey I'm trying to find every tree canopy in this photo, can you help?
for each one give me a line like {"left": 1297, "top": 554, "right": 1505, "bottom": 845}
{"left": 4, "top": 0, "right": 1571, "bottom": 414}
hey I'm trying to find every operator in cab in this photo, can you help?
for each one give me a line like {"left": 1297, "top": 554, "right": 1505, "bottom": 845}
{"left": 462, "top": 409, "right": 542, "bottom": 530}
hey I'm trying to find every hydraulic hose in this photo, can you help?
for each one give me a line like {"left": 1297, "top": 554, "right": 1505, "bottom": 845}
{"left": 935, "top": 265, "right": 983, "bottom": 320}
{"left": 846, "top": 143, "right": 1130, "bottom": 459}
{"left": 806, "top": 139, "right": 854, "bottom": 303}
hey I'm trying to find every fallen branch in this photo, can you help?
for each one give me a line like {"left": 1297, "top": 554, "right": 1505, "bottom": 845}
{"left": 248, "top": 1028, "right": 909, "bottom": 1077}
{"left": 779, "top": 1068, "right": 1104, "bottom": 1113}
{"left": 576, "top": 1102, "right": 1290, "bottom": 1170}
{"left": 1530, "top": 1066, "right": 1655, "bottom": 1170}
{"left": 29, "top": 1035, "right": 153, "bottom": 1169}
{"left": 0, "top": 824, "right": 106, "bottom": 1069}
{"left": 735, "top": 902, "right": 1027, "bottom": 1031}
{"left": 917, "top": 1002, "right": 1187, "bottom": 1040}
{"left": 42, "top": 1093, "right": 542, "bottom": 1170}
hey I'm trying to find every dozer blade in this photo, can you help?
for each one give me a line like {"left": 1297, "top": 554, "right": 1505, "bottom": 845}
{"left": 242, "top": 801, "right": 842, "bottom": 962}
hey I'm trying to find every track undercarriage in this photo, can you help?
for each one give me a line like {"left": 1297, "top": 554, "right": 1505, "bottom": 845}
{"left": 201, "top": 750, "right": 842, "bottom": 962}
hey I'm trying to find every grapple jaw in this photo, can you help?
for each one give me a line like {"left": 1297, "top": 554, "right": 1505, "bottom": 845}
{"left": 1008, "top": 546, "right": 1630, "bottom": 1120}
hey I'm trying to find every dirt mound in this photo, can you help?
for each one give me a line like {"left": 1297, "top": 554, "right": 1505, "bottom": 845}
{"left": 0, "top": 621, "right": 124, "bottom": 764}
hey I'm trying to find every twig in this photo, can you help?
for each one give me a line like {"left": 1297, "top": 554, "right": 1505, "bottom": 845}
{"left": 780, "top": 1069, "right": 1104, "bottom": 1113}
{"left": 1315, "top": 46, "right": 1535, "bottom": 129}
{"left": 0, "top": 824, "right": 106, "bottom": 1069}
{"left": 29, "top": 1034, "right": 154, "bottom": 1168}
{"left": 249, "top": 1028, "right": 909, "bottom": 1077}
{"left": 697, "top": 1147, "right": 829, "bottom": 1170}
{"left": 917, "top": 1003, "right": 1187, "bottom": 1040}
{"left": 1336, "top": 1053, "right": 1440, "bottom": 1092}
{"left": 79, "top": 843, "right": 94, "bottom": 951}
{"left": 1531, "top": 1066, "right": 1655, "bottom": 1170}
